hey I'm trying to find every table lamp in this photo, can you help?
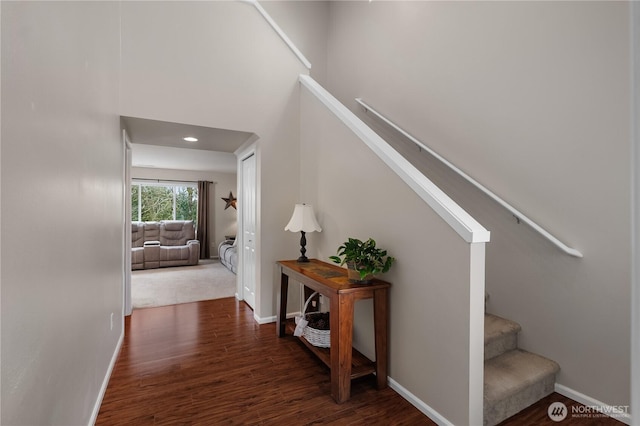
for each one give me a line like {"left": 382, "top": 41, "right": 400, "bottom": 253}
{"left": 285, "top": 203, "right": 322, "bottom": 262}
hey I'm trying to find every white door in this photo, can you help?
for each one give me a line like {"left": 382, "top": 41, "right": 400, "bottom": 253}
{"left": 241, "top": 153, "right": 256, "bottom": 309}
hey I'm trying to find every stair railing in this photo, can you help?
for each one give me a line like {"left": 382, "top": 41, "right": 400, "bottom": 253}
{"left": 300, "top": 75, "right": 490, "bottom": 244}
{"left": 241, "top": 0, "right": 311, "bottom": 70}
{"left": 355, "top": 98, "right": 583, "bottom": 258}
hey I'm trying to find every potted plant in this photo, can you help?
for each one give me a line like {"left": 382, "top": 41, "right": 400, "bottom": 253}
{"left": 329, "top": 237, "right": 395, "bottom": 283}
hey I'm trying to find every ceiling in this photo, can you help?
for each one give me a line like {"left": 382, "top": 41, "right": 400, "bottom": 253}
{"left": 122, "top": 116, "right": 255, "bottom": 173}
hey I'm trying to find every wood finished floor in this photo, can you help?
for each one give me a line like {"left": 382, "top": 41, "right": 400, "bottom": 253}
{"left": 97, "top": 297, "right": 623, "bottom": 425}
{"left": 497, "top": 392, "right": 624, "bottom": 426}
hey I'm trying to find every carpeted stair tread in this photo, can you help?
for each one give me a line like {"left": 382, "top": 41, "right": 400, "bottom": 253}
{"left": 484, "top": 313, "right": 521, "bottom": 360}
{"left": 484, "top": 349, "right": 560, "bottom": 426}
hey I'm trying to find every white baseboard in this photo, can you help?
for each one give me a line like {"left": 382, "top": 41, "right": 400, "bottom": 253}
{"left": 255, "top": 313, "right": 274, "bottom": 324}
{"left": 387, "top": 377, "right": 454, "bottom": 426}
{"left": 555, "top": 383, "right": 631, "bottom": 425}
{"left": 383, "top": 378, "right": 634, "bottom": 426}
{"left": 89, "top": 331, "right": 124, "bottom": 426}
{"left": 254, "top": 311, "right": 301, "bottom": 325}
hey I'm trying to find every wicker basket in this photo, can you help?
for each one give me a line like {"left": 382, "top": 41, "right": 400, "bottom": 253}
{"left": 294, "top": 292, "right": 330, "bottom": 348}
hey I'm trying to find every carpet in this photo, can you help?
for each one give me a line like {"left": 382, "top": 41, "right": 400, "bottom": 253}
{"left": 132, "top": 259, "right": 237, "bottom": 309}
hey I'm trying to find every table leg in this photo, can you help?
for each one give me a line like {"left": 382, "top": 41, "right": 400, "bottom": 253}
{"left": 330, "top": 293, "right": 354, "bottom": 403}
{"left": 276, "top": 271, "right": 289, "bottom": 337}
{"left": 373, "top": 288, "right": 389, "bottom": 389}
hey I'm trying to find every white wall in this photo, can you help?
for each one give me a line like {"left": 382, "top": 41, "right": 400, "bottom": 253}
{"left": 300, "top": 84, "right": 482, "bottom": 425}
{"left": 1, "top": 2, "right": 123, "bottom": 424}
{"left": 120, "top": 1, "right": 307, "bottom": 320}
{"left": 261, "top": 1, "right": 330, "bottom": 85}
{"left": 632, "top": 2, "right": 640, "bottom": 419}
{"left": 325, "top": 0, "right": 631, "bottom": 408}
{"left": 131, "top": 167, "right": 237, "bottom": 255}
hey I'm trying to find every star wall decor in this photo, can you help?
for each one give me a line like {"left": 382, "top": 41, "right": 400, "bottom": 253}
{"left": 222, "top": 191, "right": 237, "bottom": 210}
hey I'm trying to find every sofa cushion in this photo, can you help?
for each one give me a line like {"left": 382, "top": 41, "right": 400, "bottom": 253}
{"left": 132, "top": 222, "right": 145, "bottom": 248}
{"left": 160, "top": 220, "right": 195, "bottom": 246}
{"left": 218, "top": 239, "right": 237, "bottom": 274}
{"left": 143, "top": 244, "right": 160, "bottom": 269}
{"left": 160, "top": 245, "right": 190, "bottom": 261}
{"left": 144, "top": 222, "right": 160, "bottom": 241}
{"left": 131, "top": 247, "right": 144, "bottom": 269}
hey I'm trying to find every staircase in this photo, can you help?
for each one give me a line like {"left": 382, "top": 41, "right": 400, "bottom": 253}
{"left": 484, "top": 313, "right": 560, "bottom": 426}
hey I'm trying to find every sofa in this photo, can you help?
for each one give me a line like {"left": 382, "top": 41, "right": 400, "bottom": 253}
{"left": 131, "top": 220, "right": 200, "bottom": 270}
{"left": 218, "top": 238, "right": 237, "bottom": 274}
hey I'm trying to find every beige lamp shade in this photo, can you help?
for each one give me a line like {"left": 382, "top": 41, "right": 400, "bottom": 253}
{"left": 285, "top": 204, "right": 322, "bottom": 233}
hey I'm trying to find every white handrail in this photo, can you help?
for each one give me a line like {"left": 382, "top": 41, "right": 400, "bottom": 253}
{"left": 300, "top": 75, "right": 490, "bottom": 244}
{"left": 240, "top": 0, "right": 312, "bottom": 70}
{"left": 355, "top": 98, "right": 583, "bottom": 258}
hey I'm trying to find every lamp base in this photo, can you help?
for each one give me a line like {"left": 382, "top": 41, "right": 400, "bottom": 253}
{"left": 297, "top": 231, "right": 309, "bottom": 263}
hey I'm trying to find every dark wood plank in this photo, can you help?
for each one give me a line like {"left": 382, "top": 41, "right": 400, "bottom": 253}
{"left": 331, "top": 291, "right": 355, "bottom": 403}
{"left": 96, "top": 297, "right": 625, "bottom": 425}
{"left": 373, "top": 287, "right": 389, "bottom": 390}
{"left": 278, "top": 259, "right": 390, "bottom": 404}
{"left": 498, "top": 392, "right": 625, "bottom": 425}
{"left": 277, "top": 259, "right": 391, "bottom": 294}
{"left": 276, "top": 271, "right": 288, "bottom": 337}
{"left": 284, "top": 320, "right": 376, "bottom": 379}
{"left": 96, "top": 298, "right": 433, "bottom": 425}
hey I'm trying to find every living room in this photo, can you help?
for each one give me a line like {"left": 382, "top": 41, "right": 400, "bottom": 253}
{"left": 123, "top": 116, "right": 249, "bottom": 310}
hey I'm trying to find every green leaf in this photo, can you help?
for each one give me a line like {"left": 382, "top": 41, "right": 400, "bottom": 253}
{"left": 328, "top": 236, "right": 395, "bottom": 279}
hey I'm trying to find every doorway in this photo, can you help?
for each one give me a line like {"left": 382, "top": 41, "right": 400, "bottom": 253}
{"left": 121, "top": 116, "right": 255, "bottom": 313}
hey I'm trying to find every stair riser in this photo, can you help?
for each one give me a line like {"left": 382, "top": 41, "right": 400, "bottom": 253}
{"left": 485, "top": 333, "right": 517, "bottom": 360}
{"left": 484, "top": 373, "right": 556, "bottom": 426}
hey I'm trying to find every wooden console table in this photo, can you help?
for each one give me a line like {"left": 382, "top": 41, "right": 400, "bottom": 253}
{"left": 276, "top": 259, "right": 390, "bottom": 403}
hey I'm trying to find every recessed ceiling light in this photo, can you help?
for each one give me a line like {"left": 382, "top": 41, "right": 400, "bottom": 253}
{"left": 183, "top": 136, "right": 198, "bottom": 142}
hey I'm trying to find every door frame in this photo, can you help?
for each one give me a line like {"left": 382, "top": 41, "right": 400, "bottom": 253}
{"left": 123, "top": 129, "right": 133, "bottom": 316}
{"left": 235, "top": 139, "right": 259, "bottom": 311}
{"left": 240, "top": 152, "right": 256, "bottom": 309}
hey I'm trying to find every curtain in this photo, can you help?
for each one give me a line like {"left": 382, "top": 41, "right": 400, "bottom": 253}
{"left": 197, "top": 181, "right": 211, "bottom": 259}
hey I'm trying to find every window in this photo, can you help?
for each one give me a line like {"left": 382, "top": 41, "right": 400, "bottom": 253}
{"left": 131, "top": 181, "right": 198, "bottom": 222}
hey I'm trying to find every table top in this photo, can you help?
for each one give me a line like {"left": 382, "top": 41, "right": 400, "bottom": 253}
{"left": 278, "top": 259, "right": 391, "bottom": 293}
